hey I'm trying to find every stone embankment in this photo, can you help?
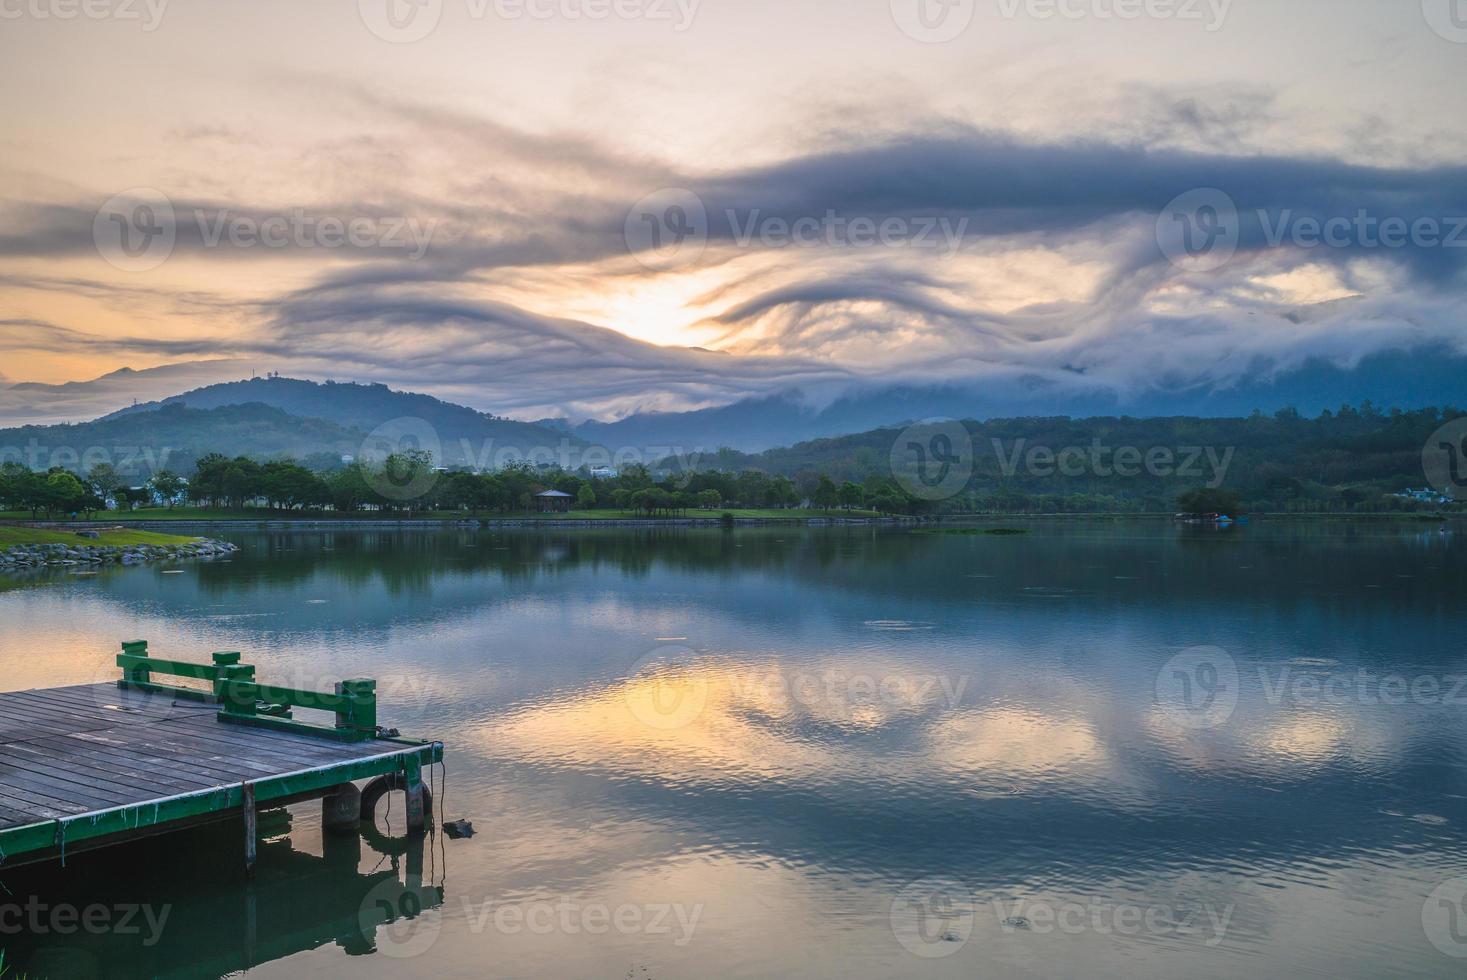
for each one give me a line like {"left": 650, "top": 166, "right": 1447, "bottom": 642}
{"left": 0, "top": 538, "right": 239, "bottom": 571}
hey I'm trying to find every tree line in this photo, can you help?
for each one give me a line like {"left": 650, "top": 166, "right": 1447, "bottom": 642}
{"left": 0, "top": 452, "right": 925, "bottom": 518}
{"left": 3, "top": 403, "right": 1463, "bottom": 518}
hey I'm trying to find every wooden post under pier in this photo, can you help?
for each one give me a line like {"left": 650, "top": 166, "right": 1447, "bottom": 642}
{"left": 243, "top": 782, "right": 258, "bottom": 877}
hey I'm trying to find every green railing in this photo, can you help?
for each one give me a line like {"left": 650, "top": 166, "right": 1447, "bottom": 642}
{"left": 116, "top": 640, "right": 380, "bottom": 742}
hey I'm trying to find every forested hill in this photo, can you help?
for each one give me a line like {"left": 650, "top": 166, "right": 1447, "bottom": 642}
{"left": 107, "top": 376, "right": 578, "bottom": 456}
{"left": 674, "top": 405, "right": 1465, "bottom": 510}
{"left": 0, "top": 403, "right": 362, "bottom": 477}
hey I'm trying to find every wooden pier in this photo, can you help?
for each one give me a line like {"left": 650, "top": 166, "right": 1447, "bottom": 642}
{"left": 0, "top": 642, "right": 442, "bottom": 870}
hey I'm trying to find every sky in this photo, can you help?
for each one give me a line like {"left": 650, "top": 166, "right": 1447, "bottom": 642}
{"left": 1, "top": 0, "right": 1465, "bottom": 423}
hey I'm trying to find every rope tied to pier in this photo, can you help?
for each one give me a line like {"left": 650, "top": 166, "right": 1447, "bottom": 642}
{"left": 54, "top": 819, "right": 67, "bottom": 867}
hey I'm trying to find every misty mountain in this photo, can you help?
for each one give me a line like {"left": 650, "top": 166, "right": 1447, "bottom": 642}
{"left": 560, "top": 345, "right": 1467, "bottom": 452}
{"left": 0, "top": 360, "right": 252, "bottom": 427}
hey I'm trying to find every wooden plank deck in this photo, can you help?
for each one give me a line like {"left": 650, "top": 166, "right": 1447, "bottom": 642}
{"left": 0, "top": 682, "right": 440, "bottom": 865}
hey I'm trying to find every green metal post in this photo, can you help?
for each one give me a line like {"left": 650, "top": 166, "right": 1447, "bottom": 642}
{"left": 211, "top": 652, "right": 251, "bottom": 700}
{"left": 337, "top": 678, "right": 377, "bottom": 737}
{"left": 219, "top": 664, "right": 259, "bottom": 720}
{"left": 119, "top": 640, "right": 150, "bottom": 687}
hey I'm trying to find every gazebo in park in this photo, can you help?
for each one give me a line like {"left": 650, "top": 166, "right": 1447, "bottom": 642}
{"left": 533, "top": 489, "right": 574, "bottom": 513}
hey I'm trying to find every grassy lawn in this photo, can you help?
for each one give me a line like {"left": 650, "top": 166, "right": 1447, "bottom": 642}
{"left": 0, "top": 526, "right": 202, "bottom": 548}
{"left": 548, "top": 508, "right": 884, "bottom": 520}
{"left": 2, "top": 507, "right": 886, "bottom": 522}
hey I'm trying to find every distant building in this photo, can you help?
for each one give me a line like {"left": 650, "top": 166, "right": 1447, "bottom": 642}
{"left": 589, "top": 467, "right": 619, "bottom": 479}
{"left": 534, "top": 490, "right": 574, "bottom": 513}
{"left": 1391, "top": 488, "right": 1453, "bottom": 505}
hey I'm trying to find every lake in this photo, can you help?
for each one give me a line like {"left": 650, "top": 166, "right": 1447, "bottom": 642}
{"left": 2, "top": 521, "right": 1465, "bottom": 979}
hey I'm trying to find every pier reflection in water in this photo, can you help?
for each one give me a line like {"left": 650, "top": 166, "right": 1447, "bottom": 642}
{"left": 0, "top": 522, "right": 1465, "bottom": 978}
{"left": 1, "top": 809, "right": 445, "bottom": 978}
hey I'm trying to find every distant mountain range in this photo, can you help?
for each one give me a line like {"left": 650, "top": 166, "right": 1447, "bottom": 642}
{"left": 1, "top": 345, "right": 1464, "bottom": 474}
{"left": 553, "top": 344, "right": 1467, "bottom": 452}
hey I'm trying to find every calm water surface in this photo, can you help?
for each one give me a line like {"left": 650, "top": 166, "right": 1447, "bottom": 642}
{"left": 1, "top": 521, "right": 1465, "bottom": 978}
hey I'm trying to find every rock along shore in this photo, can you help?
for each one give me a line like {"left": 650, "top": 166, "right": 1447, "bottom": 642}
{"left": 0, "top": 538, "right": 239, "bottom": 572}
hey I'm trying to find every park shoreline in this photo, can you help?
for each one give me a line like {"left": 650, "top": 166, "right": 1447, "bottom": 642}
{"left": 0, "top": 535, "right": 239, "bottom": 571}
{"left": 69, "top": 515, "right": 922, "bottom": 530}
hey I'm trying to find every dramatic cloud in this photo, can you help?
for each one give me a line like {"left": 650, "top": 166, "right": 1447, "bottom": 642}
{"left": 1, "top": 3, "right": 1464, "bottom": 425}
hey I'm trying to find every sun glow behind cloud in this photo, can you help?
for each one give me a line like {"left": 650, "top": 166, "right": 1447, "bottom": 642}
{"left": 1, "top": 1, "right": 1465, "bottom": 420}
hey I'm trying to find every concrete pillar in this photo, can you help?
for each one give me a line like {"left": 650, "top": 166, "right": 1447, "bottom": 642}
{"left": 404, "top": 758, "right": 426, "bottom": 837}
{"left": 322, "top": 781, "right": 362, "bottom": 834}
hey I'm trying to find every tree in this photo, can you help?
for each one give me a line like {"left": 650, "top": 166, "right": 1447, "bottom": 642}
{"left": 371, "top": 450, "right": 435, "bottom": 513}
{"left": 44, "top": 470, "right": 87, "bottom": 517}
{"left": 0, "top": 463, "right": 16, "bottom": 512}
{"left": 837, "top": 481, "right": 864, "bottom": 511}
{"left": 577, "top": 483, "right": 597, "bottom": 510}
{"left": 149, "top": 470, "right": 186, "bottom": 508}
{"left": 813, "top": 475, "right": 839, "bottom": 512}
{"left": 697, "top": 488, "right": 722, "bottom": 510}
{"left": 328, "top": 465, "right": 372, "bottom": 513}
{"left": 86, "top": 463, "right": 124, "bottom": 509}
